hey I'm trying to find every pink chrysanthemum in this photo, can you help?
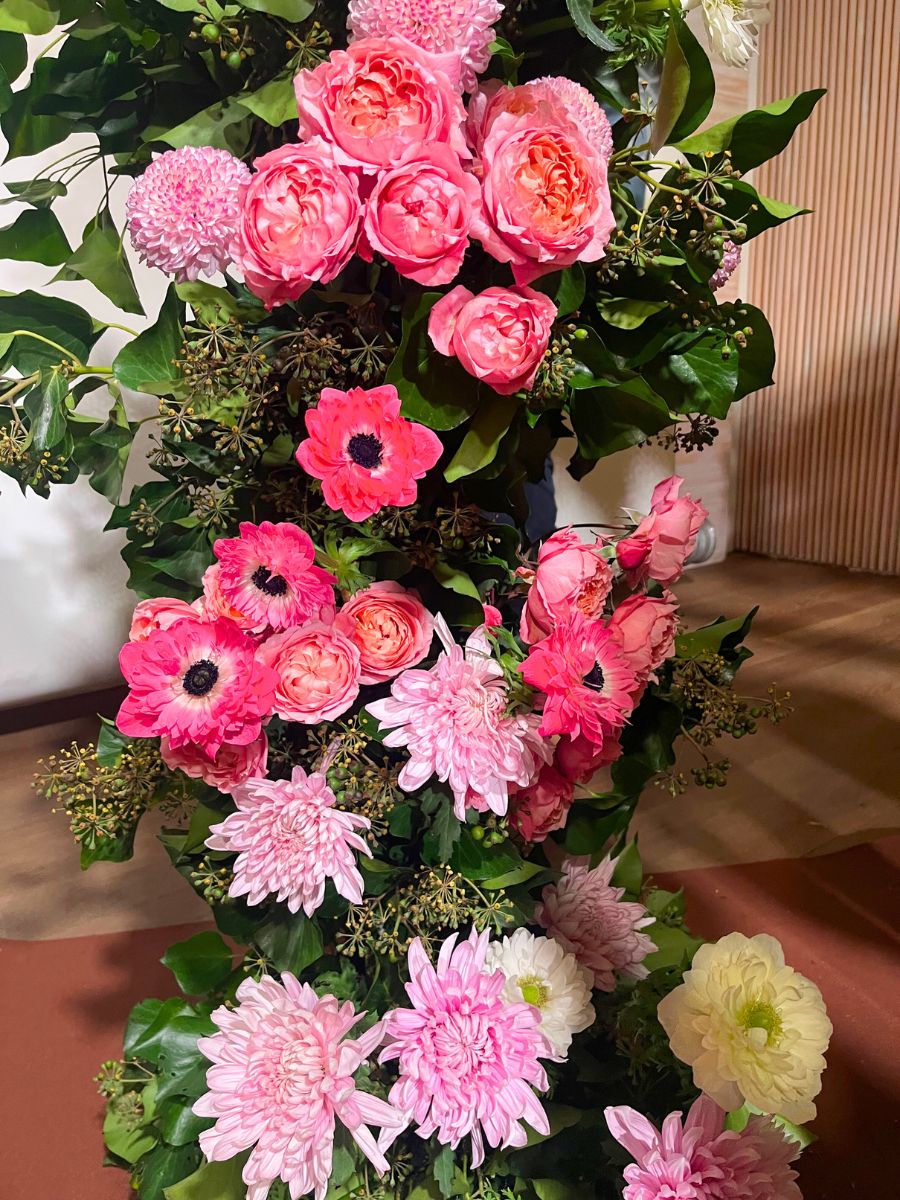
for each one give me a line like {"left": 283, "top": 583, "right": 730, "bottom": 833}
{"left": 710, "top": 238, "right": 743, "bottom": 290}
{"left": 520, "top": 611, "right": 638, "bottom": 748}
{"left": 532, "top": 76, "right": 614, "bottom": 159}
{"left": 605, "top": 1095, "right": 802, "bottom": 1200}
{"left": 195, "top": 976, "right": 405, "bottom": 1200}
{"left": 206, "top": 765, "right": 371, "bottom": 916}
{"left": 347, "top": 0, "right": 503, "bottom": 92}
{"left": 125, "top": 146, "right": 250, "bottom": 282}
{"left": 379, "top": 929, "right": 553, "bottom": 1166}
{"left": 368, "top": 617, "right": 549, "bottom": 818}
{"left": 536, "top": 855, "right": 656, "bottom": 991}
{"left": 116, "top": 616, "right": 277, "bottom": 758}
{"left": 214, "top": 521, "right": 336, "bottom": 633}
{"left": 296, "top": 385, "right": 443, "bottom": 522}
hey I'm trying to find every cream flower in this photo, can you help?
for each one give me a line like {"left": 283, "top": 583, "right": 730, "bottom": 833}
{"left": 684, "top": 0, "right": 772, "bottom": 68}
{"left": 657, "top": 932, "right": 831, "bottom": 1124}
{"left": 486, "top": 928, "right": 596, "bottom": 1057}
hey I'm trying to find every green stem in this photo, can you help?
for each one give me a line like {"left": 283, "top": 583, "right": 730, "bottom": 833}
{"left": 5, "top": 330, "right": 82, "bottom": 364}
{"left": 69, "top": 366, "right": 114, "bottom": 377}
{"left": 520, "top": 0, "right": 670, "bottom": 40}
{"left": 103, "top": 321, "right": 140, "bottom": 338}
{"left": 0, "top": 371, "right": 40, "bottom": 419}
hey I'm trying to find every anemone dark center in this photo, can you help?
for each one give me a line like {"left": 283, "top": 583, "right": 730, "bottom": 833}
{"left": 183, "top": 659, "right": 219, "bottom": 697}
{"left": 251, "top": 565, "right": 288, "bottom": 596}
{"left": 347, "top": 432, "right": 384, "bottom": 470}
{"left": 584, "top": 663, "right": 606, "bottom": 690}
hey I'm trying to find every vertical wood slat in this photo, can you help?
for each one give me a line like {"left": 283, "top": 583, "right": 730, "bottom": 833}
{"left": 735, "top": 0, "right": 900, "bottom": 574}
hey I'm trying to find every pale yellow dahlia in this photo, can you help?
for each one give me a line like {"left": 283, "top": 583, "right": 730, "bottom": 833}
{"left": 657, "top": 932, "right": 831, "bottom": 1124}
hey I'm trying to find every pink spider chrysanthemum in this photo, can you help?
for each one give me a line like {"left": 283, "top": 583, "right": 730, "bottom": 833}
{"left": 379, "top": 929, "right": 553, "bottom": 1166}
{"left": 195, "top": 976, "right": 406, "bottom": 1200}
{"left": 206, "top": 765, "right": 372, "bottom": 916}
{"left": 367, "top": 617, "right": 549, "bottom": 818}
{"left": 125, "top": 146, "right": 250, "bottom": 281}
{"left": 213, "top": 521, "right": 336, "bottom": 633}
{"left": 116, "top": 616, "right": 278, "bottom": 758}
{"left": 296, "top": 385, "right": 443, "bottom": 523}
{"left": 605, "top": 1095, "right": 801, "bottom": 1200}
{"left": 532, "top": 76, "right": 614, "bottom": 159}
{"left": 347, "top": 0, "right": 503, "bottom": 92}
{"left": 536, "top": 855, "right": 656, "bottom": 991}
{"left": 520, "top": 612, "right": 638, "bottom": 748}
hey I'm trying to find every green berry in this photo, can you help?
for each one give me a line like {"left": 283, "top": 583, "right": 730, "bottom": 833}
{"left": 225, "top": 50, "right": 243, "bottom": 70}
{"left": 471, "top": 825, "right": 485, "bottom": 842}
{"left": 201, "top": 22, "right": 220, "bottom": 41}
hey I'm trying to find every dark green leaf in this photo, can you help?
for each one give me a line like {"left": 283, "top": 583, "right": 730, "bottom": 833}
{"left": 0, "top": 177, "right": 67, "bottom": 207}
{"left": 157, "top": 1099, "right": 213, "bottom": 1149}
{"left": 0, "top": 207, "right": 71, "bottom": 264}
{"left": 652, "top": 12, "right": 714, "bottom": 151}
{"left": 675, "top": 609, "right": 757, "bottom": 660}
{"left": 0, "top": 32, "right": 27, "bottom": 85}
{"left": 139, "top": 1144, "right": 202, "bottom": 1200}
{"left": 450, "top": 829, "right": 521, "bottom": 881}
{"left": 554, "top": 264, "right": 586, "bottom": 317}
{"left": 651, "top": 331, "right": 738, "bottom": 418}
{"left": 735, "top": 304, "right": 775, "bottom": 399}
{"left": 158, "top": 95, "right": 252, "bottom": 157}
{"left": 0, "top": 290, "right": 96, "bottom": 372}
{"left": 674, "top": 89, "right": 826, "bottom": 173}
{"left": 124, "top": 997, "right": 195, "bottom": 1064}
{"left": 569, "top": 379, "right": 671, "bottom": 464}
{"left": 0, "top": 57, "right": 69, "bottom": 159}
{"left": 237, "top": 74, "right": 297, "bottom": 126}
{"left": 55, "top": 210, "right": 143, "bottom": 314}
{"left": 444, "top": 394, "right": 520, "bottom": 483}
{"left": 70, "top": 394, "right": 136, "bottom": 503}
{"left": 156, "top": 1013, "right": 216, "bottom": 1103}
{"left": 96, "top": 717, "right": 132, "bottom": 766}
{"left": 597, "top": 297, "right": 669, "bottom": 330}
{"left": 254, "top": 913, "right": 323, "bottom": 975}
{"left": 386, "top": 291, "right": 480, "bottom": 430}
{"left": 176, "top": 280, "right": 265, "bottom": 326}
{"left": 566, "top": 0, "right": 616, "bottom": 51}
{"left": 432, "top": 1146, "right": 456, "bottom": 1199}
{"left": 80, "top": 821, "right": 140, "bottom": 868}
{"left": 422, "top": 793, "right": 461, "bottom": 865}
{"left": 113, "top": 285, "right": 184, "bottom": 392}
{"left": 162, "top": 931, "right": 234, "bottom": 996}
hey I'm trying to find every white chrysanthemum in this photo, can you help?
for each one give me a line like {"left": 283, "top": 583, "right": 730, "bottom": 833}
{"left": 486, "top": 928, "right": 596, "bottom": 1057}
{"left": 347, "top": 0, "right": 503, "bottom": 92}
{"left": 684, "top": 0, "right": 772, "bottom": 68}
{"left": 657, "top": 932, "right": 832, "bottom": 1124}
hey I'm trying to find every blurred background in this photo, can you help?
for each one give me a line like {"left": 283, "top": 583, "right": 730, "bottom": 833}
{"left": 1, "top": 3, "right": 898, "bottom": 1198}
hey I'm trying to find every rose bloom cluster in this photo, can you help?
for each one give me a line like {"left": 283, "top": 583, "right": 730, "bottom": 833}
{"left": 126, "top": 25, "right": 616, "bottom": 397}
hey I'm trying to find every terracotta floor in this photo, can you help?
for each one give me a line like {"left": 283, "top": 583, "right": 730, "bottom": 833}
{"left": 2, "top": 554, "right": 899, "bottom": 1196}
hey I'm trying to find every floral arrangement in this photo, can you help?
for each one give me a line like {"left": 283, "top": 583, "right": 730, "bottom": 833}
{"left": 2, "top": 0, "right": 832, "bottom": 1197}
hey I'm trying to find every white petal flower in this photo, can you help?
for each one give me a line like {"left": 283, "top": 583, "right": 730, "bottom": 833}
{"left": 685, "top": 0, "right": 772, "bottom": 68}
{"left": 486, "top": 928, "right": 596, "bottom": 1057}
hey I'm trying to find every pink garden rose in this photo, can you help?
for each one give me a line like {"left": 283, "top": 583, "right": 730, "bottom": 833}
{"left": 333, "top": 581, "right": 434, "bottom": 685}
{"left": 160, "top": 732, "right": 268, "bottom": 793}
{"left": 616, "top": 476, "right": 708, "bottom": 587}
{"left": 607, "top": 592, "right": 679, "bottom": 686}
{"left": 129, "top": 596, "right": 197, "bottom": 642}
{"left": 518, "top": 528, "right": 613, "bottom": 644}
{"left": 360, "top": 144, "right": 480, "bottom": 286}
{"left": 555, "top": 730, "right": 624, "bottom": 784}
{"left": 428, "top": 285, "right": 557, "bottom": 395}
{"left": 231, "top": 142, "right": 362, "bottom": 309}
{"left": 467, "top": 79, "right": 611, "bottom": 161}
{"left": 294, "top": 37, "right": 468, "bottom": 174}
{"left": 471, "top": 105, "right": 614, "bottom": 284}
{"left": 257, "top": 622, "right": 361, "bottom": 724}
{"left": 509, "top": 764, "right": 575, "bottom": 843}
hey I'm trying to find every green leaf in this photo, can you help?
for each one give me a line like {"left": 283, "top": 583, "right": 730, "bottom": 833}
{"left": 432, "top": 558, "right": 482, "bottom": 600}
{"left": 0, "top": 177, "right": 67, "bottom": 207}
{"left": 432, "top": 1146, "right": 456, "bottom": 1199}
{"left": 23, "top": 369, "right": 67, "bottom": 449}
{"left": 676, "top": 609, "right": 757, "bottom": 659}
{"left": 96, "top": 717, "right": 132, "bottom": 766}
{"left": 156, "top": 1013, "right": 216, "bottom": 1103}
{"left": 386, "top": 291, "right": 480, "bottom": 430}
{"left": 735, "top": 304, "right": 775, "bottom": 400}
{"left": 610, "top": 839, "right": 642, "bottom": 894}
{"left": 480, "top": 860, "right": 544, "bottom": 890}
{"left": 569, "top": 378, "right": 672, "bottom": 464}
{"left": 237, "top": 74, "right": 297, "bottom": 126}
{"left": 0, "top": 57, "right": 69, "bottom": 159}
{"left": 254, "top": 913, "right": 323, "bottom": 974}
{"left": 422, "top": 793, "right": 462, "bottom": 865}
{"left": 0, "top": 207, "right": 71, "bottom": 265}
{"left": 0, "top": 291, "right": 96, "bottom": 372}
{"left": 103, "top": 1106, "right": 158, "bottom": 1164}
{"left": 70, "top": 393, "right": 136, "bottom": 503}
{"left": 139, "top": 1144, "right": 202, "bottom": 1200}
{"left": 444, "top": 394, "right": 519, "bottom": 483}
{"left": 176, "top": 280, "right": 265, "bottom": 326}
{"left": 642, "top": 922, "right": 703, "bottom": 971}
{"left": 55, "top": 210, "right": 143, "bottom": 314}
{"left": 162, "top": 931, "right": 234, "bottom": 996}
{"left": 652, "top": 332, "right": 738, "bottom": 418}
{"left": 566, "top": 0, "right": 616, "bottom": 51}
{"left": 113, "top": 285, "right": 184, "bottom": 392}
{"left": 597, "top": 297, "right": 669, "bottom": 330}
{"left": 523, "top": 1104, "right": 584, "bottom": 1147}
{"left": 450, "top": 829, "right": 522, "bottom": 882}
{"left": 0, "top": 0, "right": 60, "bottom": 36}
{"left": 652, "top": 12, "right": 714, "bottom": 151}
{"left": 554, "top": 264, "right": 586, "bottom": 317}
{"left": 124, "top": 998, "right": 195, "bottom": 1065}
{"left": 533, "top": 1180, "right": 583, "bottom": 1200}
{"left": 158, "top": 95, "right": 252, "bottom": 157}
{"left": 674, "top": 89, "right": 826, "bottom": 173}
{"left": 80, "top": 822, "right": 140, "bottom": 868}
{"left": 157, "top": 1098, "right": 212, "bottom": 1148}
{"left": 239, "top": 0, "right": 314, "bottom": 17}
{"left": 163, "top": 1153, "right": 249, "bottom": 1200}
{"left": 0, "top": 32, "right": 27, "bottom": 87}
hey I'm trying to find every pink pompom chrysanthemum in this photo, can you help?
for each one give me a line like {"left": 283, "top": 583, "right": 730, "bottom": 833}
{"left": 520, "top": 611, "right": 638, "bottom": 748}
{"left": 213, "top": 521, "right": 336, "bottom": 633}
{"left": 536, "top": 854, "right": 656, "bottom": 991}
{"left": 710, "top": 238, "right": 743, "bottom": 290}
{"left": 605, "top": 1095, "right": 802, "bottom": 1200}
{"left": 195, "top": 976, "right": 406, "bottom": 1200}
{"left": 532, "top": 76, "right": 614, "bottom": 159}
{"left": 125, "top": 146, "right": 250, "bottom": 282}
{"left": 379, "top": 928, "right": 553, "bottom": 1166}
{"left": 368, "top": 617, "right": 549, "bottom": 818}
{"left": 206, "top": 765, "right": 371, "bottom": 916}
{"left": 296, "top": 385, "right": 443, "bottom": 522}
{"left": 347, "top": 0, "right": 503, "bottom": 92}
{"left": 116, "top": 616, "right": 277, "bottom": 757}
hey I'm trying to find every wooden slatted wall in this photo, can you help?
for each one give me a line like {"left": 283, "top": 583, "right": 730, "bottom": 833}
{"left": 736, "top": 0, "right": 900, "bottom": 573}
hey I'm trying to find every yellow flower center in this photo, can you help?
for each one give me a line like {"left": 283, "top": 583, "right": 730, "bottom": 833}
{"left": 518, "top": 975, "right": 551, "bottom": 1010}
{"left": 738, "top": 998, "right": 783, "bottom": 1045}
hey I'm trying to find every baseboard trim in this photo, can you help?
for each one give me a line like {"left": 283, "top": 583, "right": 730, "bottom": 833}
{"left": 0, "top": 686, "right": 127, "bottom": 736}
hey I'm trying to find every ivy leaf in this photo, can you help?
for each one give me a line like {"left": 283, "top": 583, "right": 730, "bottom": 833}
{"left": 113, "top": 285, "right": 184, "bottom": 392}
{"left": 569, "top": 378, "right": 671, "bottom": 466}
{"left": 239, "top": 0, "right": 314, "bottom": 17}
{"left": 54, "top": 209, "right": 143, "bottom": 314}
{"left": 675, "top": 610, "right": 757, "bottom": 659}
{"left": 156, "top": 1013, "right": 217, "bottom": 1103}
{"left": 23, "top": 369, "right": 68, "bottom": 450}
{"left": 0, "top": 290, "right": 96, "bottom": 372}
{"left": 0, "top": 56, "right": 69, "bottom": 159}
{"left": 566, "top": 0, "right": 616, "bottom": 51}
{"left": 0, "top": 0, "right": 60, "bottom": 36}
{"left": 157, "top": 1099, "right": 212, "bottom": 1149}
{"left": 254, "top": 913, "right": 323, "bottom": 974}
{"left": 237, "top": 74, "right": 297, "bottom": 127}
{"left": 597, "top": 297, "right": 669, "bottom": 330}
{"left": 0, "top": 205, "right": 71, "bottom": 264}
{"left": 432, "top": 1146, "right": 456, "bottom": 1199}
{"left": 96, "top": 717, "right": 132, "bottom": 766}
{"left": 158, "top": 95, "right": 252, "bottom": 157}
{"left": 176, "top": 280, "right": 265, "bottom": 325}
{"left": 610, "top": 839, "right": 642, "bottom": 895}
{"left": 450, "top": 829, "right": 522, "bottom": 881}
{"left": 162, "top": 1153, "right": 250, "bottom": 1200}
{"left": 0, "top": 177, "right": 67, "bottom": 207}
{"left": 650, "top": 331, "right": 739, "bottom": 418}
{"left": 70, "top": 393, "right": 137, "bottom": 503}
{"left": 139, "top": 1144, "right": 202, "bottom": 1200}
{"left": 386, "top": 291, "right": 480, "bottom": 430}
{"left": 0, "top": 32, "right": 27, "bottom": 92}
{"left": 674, "top": 89, "right": 826, "bottom": 172}
{"left": 444, "top": 394, "right": 520, "bottom": 483}
{"left": 421, "top": 793, "right": 461, "bottom": 865}
{"left": 161, "top": 931, "right": 234, "bottom": 996}
{"left": 124, "top": 997, "right": 196, "bottom": 1065}
{"left": 103, "top": 1106, "right": 158, "bottom": 1165}
{"left": 642, "top": 922, "right": 703, "bottom": 971}
{"left": 652, "top": 11, "right": 714, "bottom": 151}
